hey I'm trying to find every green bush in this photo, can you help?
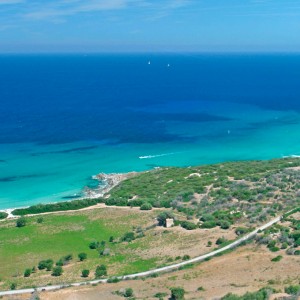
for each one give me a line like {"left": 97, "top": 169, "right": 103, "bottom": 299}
{"left": 124, "top": 288, "right": 134, "bottom": 297}
{"left": 140, "top": 203, "right": 153, "bottom": 210}
{"left": 89, "top": 241, "right": 98, "bottom": 249}
{"left": 81, "top": 269, "right": 90, "bottom": 278}
{"left": 170, "top": 287, "right": 185, "bottom": 300}
{"left": 38, "top": 259, "right": 54, "bottom": 271}
{"left": 121, "top": 232, "right": 135, "bottom": 242}
{"left": 95, "top": 265, "right": 107, "bottom": 278}
{"left": 37, "top": 217, "right": 44, "bottom": 223}
{"left": 78, "top": 252, "right": 87, "bottom": 261}
{"left": 107, "top": 277, "right": 120, "bottom": 283}
{"left": 16, "top": 217, "right": 27, "bottom": 228}
{"left": 219, "top": 220, "right": 231, "bottom": 229}
{"left": 181, "top": 221, "right": 197, "bottom": 230}
{"left": 52, "top": 266, "right": 63, "bottom": 277}
{"left": 271, "top": 255, "right": 282, "bottom": 262}
{"left": 201, "top": 221, "right": 217, "bottom": 229}
{"left": 216, "top": 237, "right": 228, "bottom": 245}
{"left": 24, "top": 268, "right": 32, "bottom": 277}
{"left": 285, "top": 285, "right": 300, "bottom": 295}
{"left": 0, "top": 212, "right": 8, "bottom": 220}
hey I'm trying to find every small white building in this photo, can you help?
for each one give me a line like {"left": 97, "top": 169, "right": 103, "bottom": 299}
{"left": 165, "top": 218, "right": 174, "bottom": 228}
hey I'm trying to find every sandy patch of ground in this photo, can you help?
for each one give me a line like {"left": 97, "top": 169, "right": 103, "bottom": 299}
{"left": 31, "top": 244, "right": 300, "bottom": 300}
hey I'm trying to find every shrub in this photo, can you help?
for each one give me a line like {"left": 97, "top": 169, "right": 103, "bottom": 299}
{"left": 56, "top": 260, "right": 63, "bottom": 267}
{"left": 124, "top": 288, "right": 134, "bottom": 297}
{"left": 16, "top": 217, "right": 26, "bottom": 228}
{"left": 181, "top": 221, "right": 197, "bottom": 230}
{"left": 38, "top": 259, "right": 54, "bottom": 271}
{"left": 216, "top": 237, "right": 227, "bottom": 245}
{"left": 10, "top": 283, "right": 16, "bottom": 290}
{"left": 154, "top": 292, "right": 168, "bottom": 298}
{"left": 56, "top": 254, "right": 72, "bottom": 266}
{"left": 24, "top": 268, "right": 32, "bottom": 277}
{"left": 78, "top": 252, "right": 87, "bottom": 261}
{"left": 140, "top": 203, "right": 152, "bottom": 210}
{"left": 219, "top": 221, "right": 231, "bottom": 230}
{"left": 52, "top": 266, "right": 63, "bottom": 277}
{"left": 285, "top": 285, "right": 300, "bottom": 295}
{"left": 81, "top": 269, "right": 90, "bottom": 278}
{"left": 271, "top": 255, "right": 282, "bottom": 262}
{"left": 182, "top": 255, "right": 190, "bottom": 261}
{"left": 107, "top": 277, "right": 120, "bottom": 283}
{"left": 269, "top": 246, "right": 280, "bottom": 252}
{"left": 109, "top": 236, "right": 114, "bottom": 243}
{"left": 121, "top": 232, "right": 135, "bottom": 242}
{"left": 95, "top": 265, "right": 107, "bottom": 278}
{"left": 37, "top": 217, "right": 44, "bottom": 223}
{"left": 201, "top": 221, "right": 217, "bottom": 229}
{"left": 170, "top": 287, "right": 185, "bottom": 300}
{"left": 89, "top": 241, "right": 98, "bottom": 249}
{"left": 0, "top": 212, "right": 8, "bottom": 220}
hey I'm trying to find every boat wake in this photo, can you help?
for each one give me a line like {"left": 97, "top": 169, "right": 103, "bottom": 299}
{"left": 139, "top": 152, "right": 176, "bottom": 159}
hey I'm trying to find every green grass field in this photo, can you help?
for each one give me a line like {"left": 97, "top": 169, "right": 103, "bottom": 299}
{"left": 0, "top": 208, "right": 161, "bottom": 290}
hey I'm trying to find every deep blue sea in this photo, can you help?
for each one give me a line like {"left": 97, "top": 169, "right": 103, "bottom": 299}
{"left": 1, "top": 53, "right": 300, "bottom": 209}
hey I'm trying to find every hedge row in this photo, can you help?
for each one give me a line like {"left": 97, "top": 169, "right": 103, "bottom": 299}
{"left": 12, "top": 198, "right": 104, "bottom": 216}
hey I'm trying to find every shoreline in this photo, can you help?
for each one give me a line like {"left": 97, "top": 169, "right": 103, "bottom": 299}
{"left": 0, "top": 171, "right": 139, "bottom": 219}
{"left": 1, "top": 155, "right": 300, "bottom": 218}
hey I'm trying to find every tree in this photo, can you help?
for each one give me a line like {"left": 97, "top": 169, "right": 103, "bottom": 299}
{"left": 170, "top": 287, "right": 185, "bottom": 300}
{"left": 95, "top": 265, "right": 107, "bottom": 278}
{"left": 124, "top": 288, "right": 134, "bottom": 297}
{"left": 78, "top": 252, "right": 87, "bottom": 261}
{"left": 52, "top": 266, "right": 63, "bottom": 277}
{"left": 24, "top": 268, "right": 32, "bottom": 277}
{"left": 81, "top": 269, "right": 90, "bottom": 278}
{"left": 16, "top": 217, "right": 26, "bottom": 228}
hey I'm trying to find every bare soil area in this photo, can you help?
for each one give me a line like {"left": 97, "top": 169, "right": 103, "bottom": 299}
{"left": 19, "top": 243, "right": 299, "bottom": 300}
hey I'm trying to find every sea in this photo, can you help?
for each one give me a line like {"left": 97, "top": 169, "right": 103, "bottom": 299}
{"left": 1, "top": 53, "right": 300, "bottom": 209}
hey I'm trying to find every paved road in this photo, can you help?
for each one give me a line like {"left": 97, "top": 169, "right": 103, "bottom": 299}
{"left": 0, "top": 215, "right": 282, "bottom": 297}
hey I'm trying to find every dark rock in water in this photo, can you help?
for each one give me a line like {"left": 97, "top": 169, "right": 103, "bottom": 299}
{"left": 0, "top": 160, "right": 6, "bottom": 163}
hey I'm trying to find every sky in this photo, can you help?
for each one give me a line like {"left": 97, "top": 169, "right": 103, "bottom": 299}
{"left": 0, "top": 0, "right": 299, "bottom": 53}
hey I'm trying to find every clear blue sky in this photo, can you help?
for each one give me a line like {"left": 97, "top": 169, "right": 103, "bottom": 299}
{"left": 0, "top": 0, "right": 299, "bottom": 52}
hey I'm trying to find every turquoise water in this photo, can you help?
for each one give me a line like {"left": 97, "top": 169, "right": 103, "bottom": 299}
{"left": 1, "top": 54, "right": 300, "bottom": 209}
